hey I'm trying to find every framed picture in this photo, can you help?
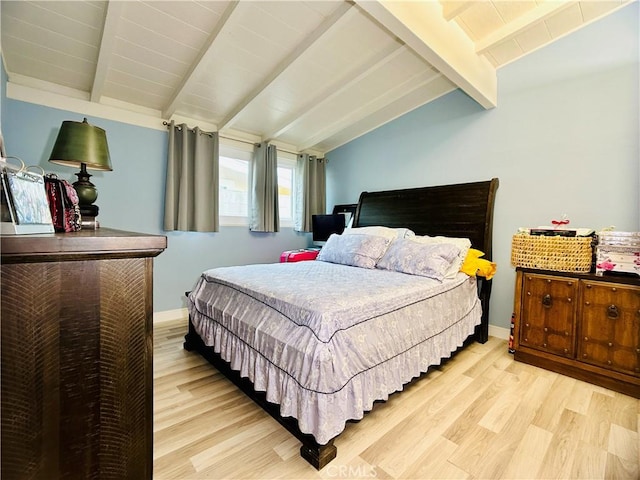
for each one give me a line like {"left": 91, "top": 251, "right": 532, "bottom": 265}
{"left": 0, "top": 159, "right": 54, "bottom": 234}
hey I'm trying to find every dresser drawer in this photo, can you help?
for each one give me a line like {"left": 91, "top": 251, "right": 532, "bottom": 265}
{"left": 519, "top": 273, "right": 578, "bottom": 357}
{"left": 578, "top": 281, "right": 640, "bottom": 376}
{"left": 514, "top": 269, "right": 640, "bottom": 397}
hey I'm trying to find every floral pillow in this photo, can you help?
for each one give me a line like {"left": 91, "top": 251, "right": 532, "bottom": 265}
{"left": 317, "top": 233, "right": 391, "bottom": 269}
{"left": 376, "top": 238, "right": 461, "bottom": 281}
{"left": 342, "top": 226, "right": 415, "bottom": 241}
{"left": 410, "top": 235, "right": 471, "bottom": 279}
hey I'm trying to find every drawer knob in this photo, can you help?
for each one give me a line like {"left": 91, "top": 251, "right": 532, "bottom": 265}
{"left": 567, "top": 281, "right": 573, "bottom": 286}
{"left": 567, "top": 297, "right": 572, "bottom": 303}
{"left": 607, "top": 360, "right": 612, "bottom": 365}
{"left": 584, "top": 337, "right": 589, "bottom": 341}
{"left": 565, "top": 331, "right": 569, "bottom": 336}
{"left": 525, "top": 323, "right": 530, "bottom": 327}
{"left": 607, "top": 305, "right": 619, "bottom": 319}
{"left": 585, "top": 301, "right": 590, "bottom": 306}
{"left": 527, "top": 291, "right": 531, "bottom": 296}
{"left": 544, "top": 327, "right": 548, "bottom": 332}
{"left": 563, "top": 348, "right": 568, "bottom": 353}
{"left": 612, "top": 287, "right": 617, "bottom": 292}
{"left": 542, "top": 294, "right": 552, "bottom": 307}
{"left": 583, "top": 353, "right": 588, "bottom": 358}
{"left": 543, "top": 343, "right": 547, "bottom": 348}
{"left": 608, "top": 342, "right": 613, "bottom": 347}
{"left": 586, "top": 284, "right": 592, "bottom": 288}
{"left": 547, "top": 279, "right": 551, "bottom": 284}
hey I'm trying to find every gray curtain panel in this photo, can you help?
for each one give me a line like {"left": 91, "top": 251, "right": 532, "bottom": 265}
{"left": 294, "top": 154, "right": 326, "bottom": 232}
{"left": 249, "top": 143, "right": 279, "bottom": 232}
{"left": 164, "top": 121, "right": 219, "bottom": 232}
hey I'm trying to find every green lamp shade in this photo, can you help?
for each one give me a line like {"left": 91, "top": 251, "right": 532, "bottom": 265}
{"left": 49, "top": 118, "right": 112, "bottom": 171}
{"left": 48, "top": 118, "right": 112, "bottom": 208}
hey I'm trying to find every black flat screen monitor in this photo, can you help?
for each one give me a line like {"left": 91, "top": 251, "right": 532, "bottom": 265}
{"left": 312, "top": 214, "right": 346, "bottom": 243}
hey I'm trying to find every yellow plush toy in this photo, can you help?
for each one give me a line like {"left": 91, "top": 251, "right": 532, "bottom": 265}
{"left": 460, "top": 248, "right": 497, "bottom": 279}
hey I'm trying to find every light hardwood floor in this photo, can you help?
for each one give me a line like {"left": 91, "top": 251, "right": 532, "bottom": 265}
{"left": 153, "top": 317, "right": 639, "bottom": 479}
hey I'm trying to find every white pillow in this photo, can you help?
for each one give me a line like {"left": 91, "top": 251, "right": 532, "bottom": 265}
{"left": 376, "top": 239, "right": 460, "bottom": 281}
{"left": 394, "top": 228, "right": 415, "bottom": 239}
{"left": 343, "top": 226, "right": 415, "bottom": 241}
{"left": 410, "top": 235, "right": 471, "bottom": 279}
{"left": 316, "top": 233, "right": 391, "bottom": 269}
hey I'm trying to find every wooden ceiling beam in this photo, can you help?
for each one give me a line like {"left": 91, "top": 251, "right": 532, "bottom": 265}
{"left": 162, "top": 1, "right": 240, "bottom": 120}
{"left": 355, "top": 0, "right": 497, "bottom": 109}
{"left": 475, "top": 1, "right": 576, "bottom": 55}
{"left": 218, "top": 1, "right": 353, "bottom": 133}
{"left": 91, "top": 1, "right": 124, "bottom": 103}
{"left": 298, "top": 68, "right": 449, "bottom": 152}
{"left": 320, "top": 75, "right": 456, "bottom": 152}
{"left": 264, "top": 42, "right": 406, "bottom": 143}
{"left": 442, "top": 1, "right": 475, "bottom": 21}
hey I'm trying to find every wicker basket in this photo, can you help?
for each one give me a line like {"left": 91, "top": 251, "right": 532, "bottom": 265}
{"left": 511, "top": 234, "right": 593, "bottom": 272}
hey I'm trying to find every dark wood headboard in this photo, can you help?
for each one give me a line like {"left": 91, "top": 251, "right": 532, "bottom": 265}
{"left": 353, "top": 178, "right": 499, "bottom": 259}
{"left": 353, "top": 178, "right": 499, "bottom": 343}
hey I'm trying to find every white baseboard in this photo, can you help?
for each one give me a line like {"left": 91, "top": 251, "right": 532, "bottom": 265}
{"left": 153, "top": 308, "right": 188, "bottom": 324}
{"left": 489, "top": 325, "right": 510, "bottom": 340}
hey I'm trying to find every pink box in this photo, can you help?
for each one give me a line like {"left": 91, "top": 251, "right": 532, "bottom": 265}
{"left": 280, "top": 249, "right": 320, "bottom": 263}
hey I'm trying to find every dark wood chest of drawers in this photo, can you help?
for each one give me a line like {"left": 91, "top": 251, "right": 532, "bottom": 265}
{"left": 513, "top": 268, "right": 639, "bottom": 398}
{"left": 1, "top": 229, "right": 166, "bottom": 479}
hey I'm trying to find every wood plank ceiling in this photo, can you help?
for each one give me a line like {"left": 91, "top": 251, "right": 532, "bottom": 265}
{"left": 0, "top": 0, "right": 633, "bottom": 155}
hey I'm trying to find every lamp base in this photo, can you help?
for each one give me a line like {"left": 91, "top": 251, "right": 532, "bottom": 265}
{"left": 80, "top": 205, "right": 99, "bottom": 217}
{"left": 80, "top": 216, "right": 100, "bottom": 230}
{"left": 80, "top": 205, "right": 100, "bottom": 229}
{"left": 74, "top": 163, "right": 98, "bottom": 206}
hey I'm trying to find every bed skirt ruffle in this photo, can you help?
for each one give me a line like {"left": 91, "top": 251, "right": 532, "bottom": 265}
{"left": 189, "top": 300, "right": 480, "bottom": 445}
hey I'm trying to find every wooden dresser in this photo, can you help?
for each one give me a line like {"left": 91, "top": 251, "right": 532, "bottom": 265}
{"left": 513, "top": 268, "right": 640, "bottom": 398}
{"left": 1, "top": 228, "right": 166, "bottom": 479}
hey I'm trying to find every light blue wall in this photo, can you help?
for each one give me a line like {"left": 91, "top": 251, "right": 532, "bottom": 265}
{"left": 1, "top": 101, "right": 310, "bottom": 311}
{"left": 326, "top": 3, "right": 639, "bottom": 330}
{"left": 2, "top": 4, "right": 637, "bottom": 320}
{"left": 1, "top": 57, "right": 5, "bottom": 136}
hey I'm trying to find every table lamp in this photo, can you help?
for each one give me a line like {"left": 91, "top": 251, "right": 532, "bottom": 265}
{"left": 48, "top": 118, "right": 112, "bottom": 217}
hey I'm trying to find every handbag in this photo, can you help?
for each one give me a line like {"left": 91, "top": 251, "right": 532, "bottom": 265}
{"left": 44, "top": 174, "right": 81, "bottom": 232}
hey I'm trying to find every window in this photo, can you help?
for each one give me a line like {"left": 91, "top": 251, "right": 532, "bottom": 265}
{"left": 219, "top": 144, "right": 251, "bottom": 226}
{"left": 277, "top": 153, "right": 296, "bottom": 226}
{"left": 219, "top": 155, "right": 249, "bottom": 218}
{"left": 218, "top": 143, "right": 296, "bottom": 227}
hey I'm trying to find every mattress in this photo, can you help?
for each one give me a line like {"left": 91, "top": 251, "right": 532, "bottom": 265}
{"left": 187, "top": 260, "right": 481, "bottom": 444}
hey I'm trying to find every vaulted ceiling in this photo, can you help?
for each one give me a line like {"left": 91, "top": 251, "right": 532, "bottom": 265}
{"left": 1, "top": 1, "right": 632, "bottom": 154}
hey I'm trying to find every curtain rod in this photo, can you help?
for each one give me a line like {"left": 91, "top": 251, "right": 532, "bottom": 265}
{"left": 162, "top": 121, "right": 302, "bottom": 156}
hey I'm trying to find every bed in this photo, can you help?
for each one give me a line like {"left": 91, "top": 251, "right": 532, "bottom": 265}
{"left": 184, "top": 178, "right": 499, "bottom": 469}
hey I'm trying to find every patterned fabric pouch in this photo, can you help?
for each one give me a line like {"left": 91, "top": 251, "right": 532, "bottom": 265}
{"left": 45, "top": 174, "right": 81, "bottom": 232}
